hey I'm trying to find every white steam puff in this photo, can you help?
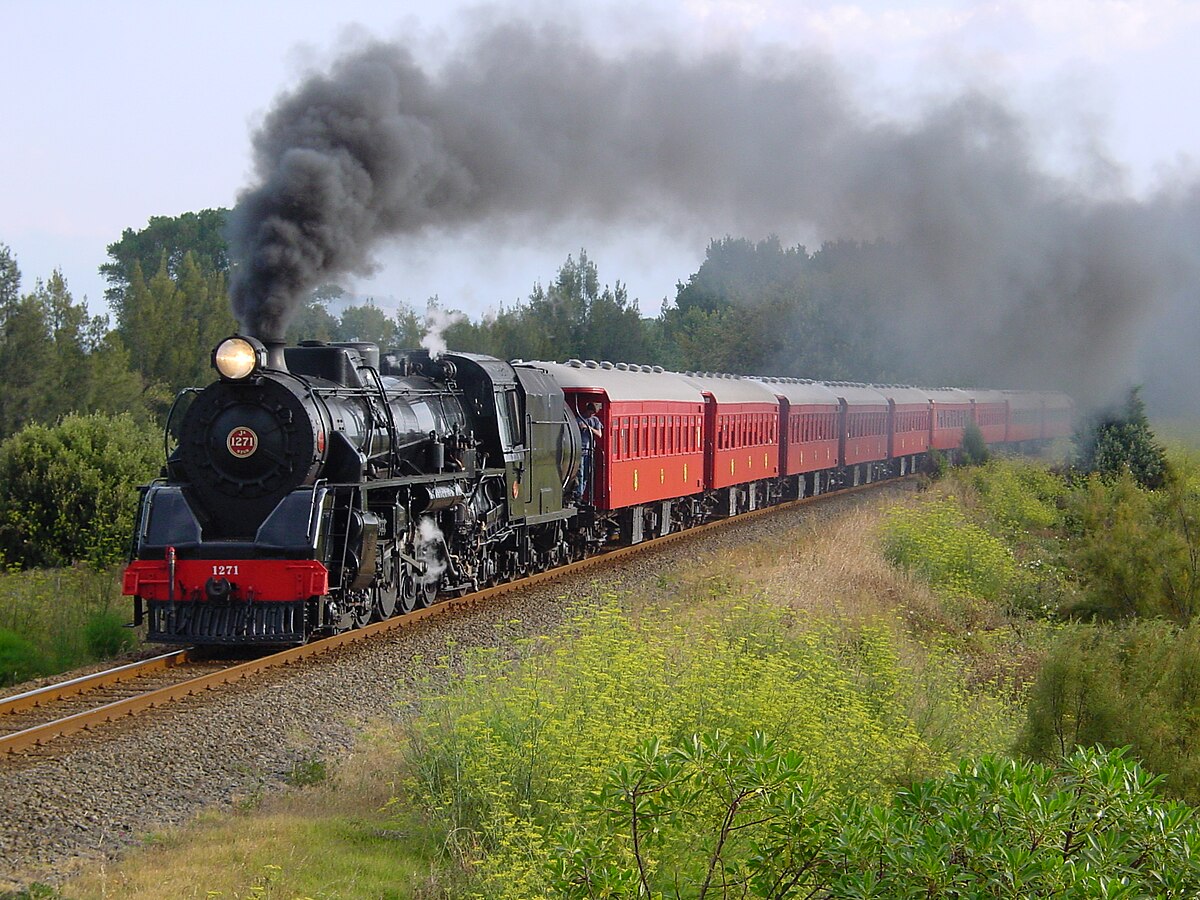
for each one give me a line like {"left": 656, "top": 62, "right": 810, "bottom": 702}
{"left": 415, "top": 516, "right": 447, "bottom": 587}
{"left": 421, "top": 307, "right": 466, "bottom": 360}
{"left": 227, "top": 17, "right": 1200, "bottom": 413}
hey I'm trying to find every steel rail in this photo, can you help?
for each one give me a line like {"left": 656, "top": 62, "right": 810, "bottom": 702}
{"left": 0, "top": 649, "right": 192, "bottom": 716}
{"left": 0, "top": 477, "right": 899, "bottom": 757}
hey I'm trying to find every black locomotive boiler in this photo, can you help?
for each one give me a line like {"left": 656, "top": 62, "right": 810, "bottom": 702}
{"left": 124, "top": 335, "right": 581, "bottom": 644}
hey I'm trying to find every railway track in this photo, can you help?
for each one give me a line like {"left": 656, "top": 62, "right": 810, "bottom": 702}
{"left": 0, "top": 478, "right": 896, "bottom": 759}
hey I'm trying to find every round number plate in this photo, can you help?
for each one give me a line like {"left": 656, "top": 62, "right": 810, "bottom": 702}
{"left": 226, "top": 426, "right": 259, "bottom": 458}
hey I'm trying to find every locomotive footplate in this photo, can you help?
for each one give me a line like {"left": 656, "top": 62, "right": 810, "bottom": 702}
{"left": 146, "top": 599, "right": 307, "bottom": 645}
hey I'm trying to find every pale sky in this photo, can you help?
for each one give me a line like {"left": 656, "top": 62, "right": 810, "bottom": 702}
{"left": 3, "top": 0, "right": 1199, "bottom": 321}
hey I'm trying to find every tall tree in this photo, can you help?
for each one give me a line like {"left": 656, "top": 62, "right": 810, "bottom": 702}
{"left": 0, "top": 293, "right": 55, "bottom": 437}
{"left": 464, "top": 251, "right": 649, "bottom": 363}
{"left": 117, "top": 253, "right": 235, "bottom": 392}
{"left": 0, "top": 270, "right": 153, "bottom": 438}
{"left": 285, "top": 294, "right": 340, "bottom": 344}
{"left": 1072, "top": 387, "right": 1168, "bottom": 489}
{"left": 0, "top": 243, "right": 19, "bottom": 321}
{"left": 337, "top": 300, "right": 399, "bottom": 346}
{"left": 101, "top": 209, "right": 229, "bottom": 311}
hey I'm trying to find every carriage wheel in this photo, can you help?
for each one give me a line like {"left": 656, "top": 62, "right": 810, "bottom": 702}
{"left": 372, "top": 583, "right": 399, "bottom": 621}
{"left": 399, "top": 570, "right": 423, "bottom": 614}
{"left": 419, "top": 575, "right": 439, "bottom": 607}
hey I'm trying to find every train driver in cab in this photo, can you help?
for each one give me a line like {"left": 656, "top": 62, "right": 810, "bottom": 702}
{"left": 576, "top": 401, "right": 603, "bottom": 503}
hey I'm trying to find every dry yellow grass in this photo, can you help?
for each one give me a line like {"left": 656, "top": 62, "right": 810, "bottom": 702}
{"left": 62, "top": 729, "right": 445, "bottom": 900}
{"left": 629, "top": 494, "right": 1046, "bottom": 698}
{"left": 632, "top": 499, "right": 939, "bottom": 628}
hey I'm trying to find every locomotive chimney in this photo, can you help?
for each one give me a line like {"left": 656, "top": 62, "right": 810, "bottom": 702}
{"left": 264, "top": 340, "right": 288, "bottom": 372}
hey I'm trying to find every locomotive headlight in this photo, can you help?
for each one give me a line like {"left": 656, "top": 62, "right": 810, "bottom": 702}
{"left": 213, "top": 336, "right": 265, "bottom": 380}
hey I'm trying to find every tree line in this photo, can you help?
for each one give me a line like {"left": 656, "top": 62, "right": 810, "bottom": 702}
{"left": 0, "top": 206, "right": 1089, "bottom": 571}
{"left": 1, "top": 209, "right": 992, "bottom": 447}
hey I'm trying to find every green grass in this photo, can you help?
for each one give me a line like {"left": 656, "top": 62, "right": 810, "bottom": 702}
{"left": 65, "top": 736, "right": 454, "bottom": 899}
{"left": 394, "top": 595, "right": 1017, "bottom": 898}
{"left": 0, "top": 566, "right": 134, "bottom": 685}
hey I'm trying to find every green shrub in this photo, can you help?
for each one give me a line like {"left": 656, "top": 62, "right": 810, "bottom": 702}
{"left": 1067, "top": 469, "right": 1200, "bottom": 622}
{"left": 961, "top": 420, "right": 990, "bottom": 466}
{"left": 0, "top": 567, "right": 131, "bottom": 684}
{"left": 881, "top": 497, "right": 1024, "bottom": 606}
{"left": 83, "top": 609, "right": 135, "bottom": 658}
{"left": 1020, "top": 620, "right": 1200, "bottom": 803}
{"left": 1072, "top": 386, "right": 1167, "bottom": 489}
{"left": 552, "top": 743, "right": 1200, "bottom": 898}
{"left": 398, "top": 597, "right": 1015, "bottom": 897}
{"left": 926, "top": 448, "right": 949, "bottom": 479}
{"left": 0, "top": 412, "right": 161, "bottom": 569}
{"left": 968, "top": 459, "right": 1066, "bottom": 538}
{"left": 0, "top": 628, "right": 49, "bottom": 684}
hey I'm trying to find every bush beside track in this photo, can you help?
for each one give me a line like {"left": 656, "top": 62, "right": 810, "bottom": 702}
{"left": 0, "top": 568, "right": 134, "bottom": 686}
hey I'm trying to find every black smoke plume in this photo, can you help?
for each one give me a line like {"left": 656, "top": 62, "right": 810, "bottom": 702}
{"left": 228, "top": 19, "right": 1200, "bottom": 411}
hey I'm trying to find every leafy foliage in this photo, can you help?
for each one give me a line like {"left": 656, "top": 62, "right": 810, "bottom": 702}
{"left": 0, "top": 269, "right": 146, "bottom": 440}
{"left": 441, "top": 251, "right": 651, "bottom": 364}
{"left": 101, "top": 209, "right": 229, "bottom": 307}
{"left": 1073, "top": 387, "right": 1167, "bottom": 489}
{"left": 1020, "top": 621, "right": 1200, "bottom": 803}
{"left": 83, "top": 609, "right": 136, "bottom": 658}
{"left": 1067, "top": 468, "right": 1200, "bottom": 622}
{"left": 961, "top": 420, "right": 990, "bottom": 466}
{"left": 286, "top": 290, "right": 424, "bottom": 348}
{"left": 0, "top": 243, "right": 19, "bottom": 311}
{"left": 399, "top": 597, "right": 1015, "bottom": 897}
{"left": 0, "top": 413, "right": 161, "bottom": 569}
{"left": 656, "top": 236, "right": 912, "bottom": 380}
{"left": 882, "top": 497, "right": 1024, "bottom": 607}
{"left": 552, "top": 742, "right": 1200, "bottom": 899}
{"left": 117, "top": 254, "right": 235, "bottom": 394}
{"left": 0, "top": 567, "right": 131, "bottom": 685}
{"left": 0, "top": 628, "right": 49, "bottom": 684}
{"left": 967, "top": 459, "right": 1066, "bottom": 540}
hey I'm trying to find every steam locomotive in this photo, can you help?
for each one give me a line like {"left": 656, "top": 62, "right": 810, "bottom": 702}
{"left": 123, "top": 335, "right": 1072, "bottom": 645}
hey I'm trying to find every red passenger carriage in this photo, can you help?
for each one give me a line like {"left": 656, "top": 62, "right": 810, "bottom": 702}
{"left": 1003, "top": 390, "right": 1043, "bottom": 444}
{"left": 969, "top": 390, "right": 1010, "bottom": 444}
{"left": 754, "top": 379, "right": 840, "bottom": 477}
{"left": 823, "top": 383, "right": 889, "bottom": 473}
{"left": 1040, "top": 392, "right": 1075, "bottom": 442}
{"left": 677, "top": 373, "right": 781, "bottom": 497}
{"left": 878, "top": 386, "right": 932, "bottom": 474}
{"left": 533, "top": 360, "right": 706, "bottom": 512}
{"left": 926, "top": 388, "right": 973, "bottom": 451}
